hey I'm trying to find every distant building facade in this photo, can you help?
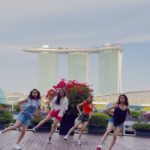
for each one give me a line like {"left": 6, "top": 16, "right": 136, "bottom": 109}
{"left": 23, "top": 44, "right": 123, "bottom": 95}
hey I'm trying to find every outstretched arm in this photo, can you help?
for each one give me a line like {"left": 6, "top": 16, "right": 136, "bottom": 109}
{"left": 17, "top": 98, "right": 28, "bottom": 112}
{"left": 104, "top": 103, "right": 118, "bottom": 115}
{"left": 18, "top": 98, "right": 28, "bottom": 104}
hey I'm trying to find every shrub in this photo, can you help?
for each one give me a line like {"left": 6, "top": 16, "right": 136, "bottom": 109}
{"left": 0, "top": 104, "right": 10, "bottom": 111}
{"left": 88, "top": 113, "right": 109, "bottom": 128}
{"left": 133, "top": 123, "right": 150, "bottom": 130}
{"left": 0, "top": 111, "right": 13, "bottom": 124}
{"left": 31, "top": 116, "right": 53, "bottom": 126}
{"left": 130, "top": 111, "right": 141, "bottom": 119}
{"left": 13, "top": 103, "right": 21, "bottom": 112}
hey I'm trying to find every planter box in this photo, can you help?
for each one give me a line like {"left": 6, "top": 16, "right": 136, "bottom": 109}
{"left": 0, "top": 122, "right": 7, "bottom": 130}
{"left": 88, "top": 126, "right": 106, "bottom": 135}
{"left": 37, "top": 126, "right": 51, "bottom": 132}
{"left": 59, "top": 113, "right": 77, "bottom": 135}
{"left": 135, "top": 129, "right": 150, "bottom": 137}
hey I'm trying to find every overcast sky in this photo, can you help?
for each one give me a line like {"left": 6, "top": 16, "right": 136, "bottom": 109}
{"left": 0, "top": 0, "right": 150, "bottom": 94}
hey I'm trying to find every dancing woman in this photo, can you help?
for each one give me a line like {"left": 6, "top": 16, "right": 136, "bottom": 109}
{"left": 0, "top": 89, "right": 41, "bottom": 150}
{"left": 97, "top": 94, "right": 130, "bottom": 150}
{"left": 32, "top": 89, "right": 68, "bottom": 143}
{"left": 64, "top": 96, "right": 93, "bottom": 145}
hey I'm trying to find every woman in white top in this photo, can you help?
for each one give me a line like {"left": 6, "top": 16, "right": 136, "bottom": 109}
{"left": 33, "top": 89, "right": 68, "bottom": 143}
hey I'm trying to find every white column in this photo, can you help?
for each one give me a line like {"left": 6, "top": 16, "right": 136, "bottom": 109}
{"left": 37, "top": 52, "right": 57, "bottom": 94}
{"left": 99, "top": 48, "right": 122, "bottom": 95}
{"left": 118, "top": 49, "right": 123, "bottom": 93}
{"left": 68, "top": 52, "right": 88, "bottom": 82}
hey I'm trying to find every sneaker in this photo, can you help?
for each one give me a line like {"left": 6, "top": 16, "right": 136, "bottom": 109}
{"left": 32, "top": 127, "right": 37, "bottom": 132}
{"left": 13, "top": 144, "right": 21, "bottom": 150}
{"left": 64, "top": 135, "right": 69, "bottom": 140}
{"left": 0, "top": 131, "right": 2, "bottom": 135}
{"left": 75, "top": 140, "right": 81, "bottom": 145}
{"left": 96, "top": 145, "right": 102, "bottom": 150}
{"left": 47, "top": 137, "right": 51, "bottom": 144}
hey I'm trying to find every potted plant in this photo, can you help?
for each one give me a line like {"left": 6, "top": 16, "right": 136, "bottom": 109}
{"left": 132, "top": 111, "right": 150, "bottom": 137}
{"left": 0, "top": 110, "right": 13, "bottom": 130}
{"left": 130, "top": 110, "right": 141, "bottom": 121}
{"left": 88, "top": 113, "right": 109, "bottom": 134}
{"left": 133, "top": 123, "right": 150, "bottom": 137}
{"left": 52, "top": 79, "right": 93, "bottom": 135}
{"left": 29, "top": 116, "right": 53, "bottom": 132}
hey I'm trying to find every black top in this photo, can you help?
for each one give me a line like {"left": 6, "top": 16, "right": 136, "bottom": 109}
{"left": 113, "top": 106, "right": 128, "bottom": 126}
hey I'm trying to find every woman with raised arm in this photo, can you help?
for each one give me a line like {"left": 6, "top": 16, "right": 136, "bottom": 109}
{"left": 0, "top": 89, "right": 41, "bottom": 150}
{"left": 32, "top": 88, "right": 68, "bottom": 144}
{"left": 64, "top": 95, "right": 93, "bottom": 145}
{"left": 97, "top": 94, "right": 130, "bottom": 150}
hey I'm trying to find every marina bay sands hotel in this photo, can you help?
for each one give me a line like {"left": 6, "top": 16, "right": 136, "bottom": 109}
{"left": 23, "top": 44, "right": 123, "bottom": 95}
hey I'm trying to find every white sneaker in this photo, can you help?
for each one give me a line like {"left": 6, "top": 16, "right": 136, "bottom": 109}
{"left": 75, "top": 140, "right": 81, "bottom": 145}
{"left": 32, "top": 127, "right": 37, "bottom": 132}
{"left": 13, "top": 144, "right": 21, "bottom": 150}
{"left": 47, "top": 137, "right": 51, "bottom": 144}
{"left": 64, "top": 135, "right": 69, "bottom": 140}
{"left": 0, "top": 131, "right": 2, "bottom": 135}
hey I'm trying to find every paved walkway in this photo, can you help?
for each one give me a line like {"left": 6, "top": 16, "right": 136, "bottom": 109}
{"left": 0, "top": 131, "right": 149, "bottom": 150}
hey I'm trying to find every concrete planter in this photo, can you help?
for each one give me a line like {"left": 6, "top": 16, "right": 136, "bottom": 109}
{"left": 135, "top": 129, "right": 150, "bottom": 137}
{"left": 88, "top": 126, "right": 106, "bottom": 135}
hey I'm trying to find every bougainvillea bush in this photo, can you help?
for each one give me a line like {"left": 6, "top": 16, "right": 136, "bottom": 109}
{"left": 50, "top": 79, "right": 93, "bottom": 114}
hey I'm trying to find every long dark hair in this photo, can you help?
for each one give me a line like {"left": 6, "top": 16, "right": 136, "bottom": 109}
{"left": 55, "top": 89, "right": 66, "bottom": 105}
{"left": 28, "top": 89, "right": 41, "bottom": 100}
{"left": 117, "top": 94, "right": 129, "bottom": 106}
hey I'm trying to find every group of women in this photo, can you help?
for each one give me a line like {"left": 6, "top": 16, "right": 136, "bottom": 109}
{"left": 0, "top": 88, "right": 130, "bottom": 150}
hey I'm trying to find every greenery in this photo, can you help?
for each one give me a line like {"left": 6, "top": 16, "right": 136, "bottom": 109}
{"left": 130, "top": 111, "right": 141, "bottom": 119}
{"left": 88, "top": 113, "right": 109, "bottom": 128}
{"left": 0, "top": 104, "right": 10, "bottom": 111}
{"left": 52, "top": 79, "right": 93, "bottom": 114}
{"left": 133, "top": 123, "right": 150, "bottom": 130}
{"left": 30, "top": 116, "right": 53, "bottom": 127}
{"left": 13, "top": 103, "right": 21, "bottom": 112}
{"left": 0, "top": 110, "right": 13, "bottom": 125}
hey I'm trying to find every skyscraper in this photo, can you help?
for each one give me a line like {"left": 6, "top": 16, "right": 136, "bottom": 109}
{"left": 23, "top": 44, "right": 122, "bottom": 95}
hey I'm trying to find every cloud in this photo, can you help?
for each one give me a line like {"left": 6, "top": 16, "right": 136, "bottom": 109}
{"left": 0, "top": 0, "right": 150, "bottom": 92}
{"left": 0, "top": 0, "right": 150, "bottom": 46}
{"left": 0, "top": 0, "right": 143, "bottom": 19}
{"left": 114, "top": 34, "right": 150, "bottom": 44}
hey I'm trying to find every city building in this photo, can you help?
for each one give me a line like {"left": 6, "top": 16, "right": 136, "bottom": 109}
{"left": 0, "top": 88, "right": 7, "bottom": 104}
{"left": 23, "top": 44, "right": 123, "bottom": 95}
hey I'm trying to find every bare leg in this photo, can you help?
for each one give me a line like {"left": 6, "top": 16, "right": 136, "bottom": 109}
{"left": 35, "top": 115, "right": 51, "bottom": 129}
{"left": 16, "top": 125, "right": 28, "bottom": 144}
{"left": 100, "top": 122, "right": 114, "bottom": 145}
{"left": 109, "top": 127, "right": 122, "bottom": 150}
{"left": 49, "top": 119, "right": 59, "bottom": 138}
{"left": 66, "top": 119, "right": 81, "bottom": 137}
{"left": 1, "top": 121, "right": 22, "bottom": 134}
{"left": 77, "top": 121, "right": 88, "bottom": 140}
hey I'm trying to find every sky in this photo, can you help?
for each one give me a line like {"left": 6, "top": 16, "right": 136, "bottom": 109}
{"left": 0, "top": 0, "right": 150, "bottom": 94}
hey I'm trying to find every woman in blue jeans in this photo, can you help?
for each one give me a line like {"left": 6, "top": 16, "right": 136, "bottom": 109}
{"left": 97, "top": 94, "right": 130, "bottom": 150}
{"left": 0, "top": 89, "right": 41, "bottom": 150}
